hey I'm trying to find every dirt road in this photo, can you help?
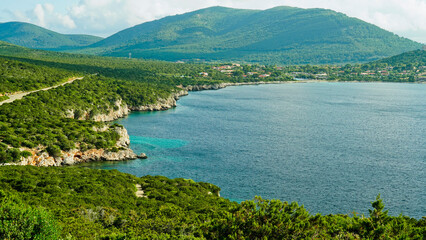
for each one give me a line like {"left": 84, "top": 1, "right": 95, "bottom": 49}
{"left": 0, "top": 77, "right": 83, "bottom": 106}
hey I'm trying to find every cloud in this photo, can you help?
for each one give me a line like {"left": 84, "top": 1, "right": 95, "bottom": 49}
{"left": 8, "top": 3, "right": 76, "bottom": 31}
{"left": 33, "top": 4, "right": 46, "bottom": 27}
{"left": 3, "top": 0, "right": 426, "bottom": 42}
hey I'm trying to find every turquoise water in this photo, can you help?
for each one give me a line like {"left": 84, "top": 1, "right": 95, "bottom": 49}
{"left": 87, "top": 83, "right": 426, "bottom": 218}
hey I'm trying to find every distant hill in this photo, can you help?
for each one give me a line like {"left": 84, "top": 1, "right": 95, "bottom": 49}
{"left": 0, "top": 22, "right": 103, "bottom": 51}
{"left": 80, "top": 6, "right": 422, "bottom": 64}
{"left": 374, "top": 49, "right": 426, "bottom": 66}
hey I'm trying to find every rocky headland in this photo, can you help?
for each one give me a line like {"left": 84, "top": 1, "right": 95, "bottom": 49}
{"left": 11, "top": 81, "right": 285, "bottom": 166}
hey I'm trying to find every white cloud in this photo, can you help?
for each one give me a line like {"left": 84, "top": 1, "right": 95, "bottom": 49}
{"left": 3, "top": 0, "right": 426, "bottom": 42}
{"left": 33, "top": 4, "right": 46, "bottom": 27}
{"left": 8, "top": 3, "right": 76, "bottom": 31}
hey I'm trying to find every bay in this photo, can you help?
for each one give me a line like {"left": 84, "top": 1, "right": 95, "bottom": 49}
{"left": 86, "top": 82, "right": 426, "bottom": 218}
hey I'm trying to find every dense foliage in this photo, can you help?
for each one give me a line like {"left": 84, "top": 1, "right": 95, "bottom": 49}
{"left": 375, "top": 49, "right": 426, "bottom": 66}
{"left": 0, "top": 166, "right": 424, "bottom": 239}
{"left": 0, "top": 197, "right": 60, "bottom": 240}
{"left": 0, "top": 74, "right": 176, "bottom": 163}
{"left": 0, "top": 27, "right": 425, "bottom": 239}
{"left": 78, "top": 6, "right": 421, "bottom": 64}
{"left": 0, "top": 57, "right": 73, "bottom": 93}
{"left": 0, "top": 22, "right": 102, "bottom": 51}
{"left": 277, "top": 50, "right": 426, "bottom": 82}
{"left": 0, "top": 41, "right": 229, "bottom": 86}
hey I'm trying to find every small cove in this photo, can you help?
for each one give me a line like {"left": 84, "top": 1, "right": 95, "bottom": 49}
{"left": 85, "top": 82, "right": 426, "bottom": 218}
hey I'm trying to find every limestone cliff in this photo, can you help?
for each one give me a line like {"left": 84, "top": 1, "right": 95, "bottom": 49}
{"left": 16, "top": 126, "right": 137, "bottom": 167}
{"left": 12, "top": 82, "right": 282, "bottom": 166}
{"left": 129, "top": 90, "right": 188, "bottom": 111}
{"left": 65, "top": 90, "right": 188, "bottom": 122}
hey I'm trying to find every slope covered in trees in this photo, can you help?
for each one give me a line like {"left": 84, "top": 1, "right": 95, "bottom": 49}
{"left": 0, "top": 22, "right": 102, "bottom": 51}
{"left": 0, "top": 57, "right": 74, "bottom": 93}
{"left": 0, "top": 166, "right": 424, "bottom": 239}
{"left": 374, "top": 49, "right": 426, "bottom": 66}
{"left": 80, "top": 6, "right": 421, "bottom": 64}
{"left": 0, "top": 75, "right": 176, "bottom": 163}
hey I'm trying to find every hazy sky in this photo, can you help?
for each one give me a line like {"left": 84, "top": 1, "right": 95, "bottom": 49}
{"left": 2, "top": 0, "right": 426, "bottom": 43}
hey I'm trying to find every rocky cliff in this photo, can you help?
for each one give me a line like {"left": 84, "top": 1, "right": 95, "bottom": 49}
{"left": 15, "top": 126, "right": 137, "bottom": 167}
{"left": 65, "top": 90, "right": 189, "bottom": 122}
{"left": 12, "top": 81, "right": 282, "bottom": 167}
{"left": 13, "top": 90, "right": 189, "bottom": 166}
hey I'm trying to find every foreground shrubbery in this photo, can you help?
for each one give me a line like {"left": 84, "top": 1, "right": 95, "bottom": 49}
{"left": 0, "top": 166, "right": 424, "bottom": 239}
{"left": 0, "top": 197, "right": 60, "bottom": 240}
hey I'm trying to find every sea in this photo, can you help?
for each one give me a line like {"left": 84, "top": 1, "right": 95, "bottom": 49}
{"left": 85, "top": 82, "right": 426, "bottom": 218}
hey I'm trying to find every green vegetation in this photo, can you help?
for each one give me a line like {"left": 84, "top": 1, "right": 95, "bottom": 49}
{"left": 0, "top": 166, "right": 424, "bottom": 239}
{"left": 0, "top": 42, "right": 293, "bottom": 164}
{"left": 0, "top": 198, "right": 60, "bottom": 240}
{"left": 0, "top": 27, "right": 425, "bottom": 239}
{"left": 0, "top": 75, "right": 175, "bottom": 163}
{"left": 275, "top": 50, "right": 426, "bottom": 82}
{"left": 0, "top": 22, "right": 102, "bottom": 51}
{"left": 1, "top": 44, "right": 424, "bottom": 163}
{"left": 0, "top": 41, "right": 291, "bottom": 86}
{"left": 78, "top": 6, "right": 421, "bottom": 64}
{"left": 376, "top": 49, "right": 426, "bottom": 66}
{"left": 0, "top": 57, "right": 73, "bottom": 93}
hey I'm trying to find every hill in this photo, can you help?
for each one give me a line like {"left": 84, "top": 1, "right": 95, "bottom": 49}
{"left": 80, "top": 6, "right": 422, "bottom": 64}
{"left": 1, "top": 166, "right": 424, "bottom": 239}
{"left": 0, "top": 22, "right": 102, "bottom": 51}
{"left": 374, "top": 49, "right": 426, "bottom": 66}
{"left": 0, "top": 56, "right": 74, "bottom": 94}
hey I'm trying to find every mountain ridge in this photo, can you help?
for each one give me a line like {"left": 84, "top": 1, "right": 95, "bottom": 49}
{"left": 79, "top": 6, "right": 422, "bottom": 64}
{"left": 0, "top": 21, "right": 103, "bottom": 51}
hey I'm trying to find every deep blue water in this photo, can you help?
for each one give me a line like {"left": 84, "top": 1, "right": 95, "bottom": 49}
{"left": 86, "top": 82, "right": 426, "bottom": 218}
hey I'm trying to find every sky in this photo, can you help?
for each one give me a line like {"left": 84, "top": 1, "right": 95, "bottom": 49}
{"left": 1, "top": 0, "right": 426, "bottom": 43}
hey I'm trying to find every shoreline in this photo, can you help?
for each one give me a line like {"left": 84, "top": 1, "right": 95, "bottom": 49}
{"left": 9, "top": 79, "right": 425, "bottom": 166}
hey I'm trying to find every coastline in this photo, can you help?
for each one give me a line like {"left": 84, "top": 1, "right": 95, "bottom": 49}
{"left": 10, "top": 79, "right": 423, "bottom": 166}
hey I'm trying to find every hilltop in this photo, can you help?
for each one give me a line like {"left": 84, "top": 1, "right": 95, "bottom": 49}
{"left": 0, "top": 22, "right": 102, "bottom": 51}
{"left": 375, "top": 49, "right": 426, "bottom": 66}
{"left": 79, "top": 6, "right": 421, "bottom": 64}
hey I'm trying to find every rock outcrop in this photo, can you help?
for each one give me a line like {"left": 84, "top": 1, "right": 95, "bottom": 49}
{"left": 16, "top": 127, "right": 137, "bottom": 167}
{"left": 128, "top": 90, "right": 188, "bottom": 111}
{"left": 11, "top": 81, "right": 285, "bottom": 167}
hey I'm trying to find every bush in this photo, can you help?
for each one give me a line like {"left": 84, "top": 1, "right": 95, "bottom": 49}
{"left": 0, "top": 199, "right": 61, "bottom": 240}
{"left": 46, "top": 145, "right": 62, "bottom": 158}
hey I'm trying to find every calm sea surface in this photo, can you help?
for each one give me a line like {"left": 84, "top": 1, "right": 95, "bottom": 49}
{"left": 86, "top": 82, "right": 426, "bottom": 218}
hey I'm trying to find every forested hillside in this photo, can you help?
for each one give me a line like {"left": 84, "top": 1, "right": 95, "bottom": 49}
{"left": 0, "top": 75, "right": 176, "bottom": 163}
{"left": 80, "top": 6, "right": 421, "bottom": 64}
{"left": 0, "top": 57, "right": 74, "bottom": 93}
{"left": 0, "top": 166, "right": 424, "bottom": 239}
{"left": 0, "top": 22, "right": 102, "bottom": 51}
{"left": 375, "top": 49, "right": 426, "bottom": 66}
{"left": 0, "top": 41, "right": 228, "bottom": 86}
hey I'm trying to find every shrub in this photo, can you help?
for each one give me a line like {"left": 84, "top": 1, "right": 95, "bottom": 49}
{"left": 46, "top": 145, "right": 62, "bottom": 158}
{"left": 0, "top": 199, "right": 61, "bottom": 240}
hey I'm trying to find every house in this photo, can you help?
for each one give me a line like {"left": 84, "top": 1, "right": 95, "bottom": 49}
{"left": 199, "top": 72, "right": 209, "bottom": 77}
{"left": 220, "top": 70, "right": 234, "bottom": 74}
{"left": 259, "top": 74, "right": 270, "bottom": 78}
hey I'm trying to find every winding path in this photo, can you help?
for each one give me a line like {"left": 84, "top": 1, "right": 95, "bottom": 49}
{"left": 0, "top": 77, "right": 84, "bottom": 106}
{"left": 135, "top": 184, "right": 147, "bottom": 198}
